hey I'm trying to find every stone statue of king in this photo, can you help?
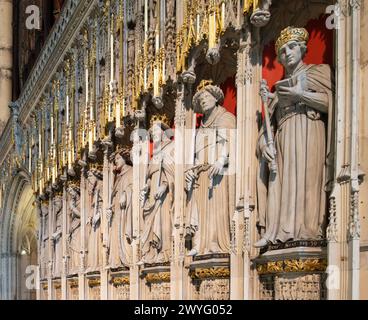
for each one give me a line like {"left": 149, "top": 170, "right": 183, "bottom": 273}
{"left": 255, "top": 26, "right": 335, "bottom": 248}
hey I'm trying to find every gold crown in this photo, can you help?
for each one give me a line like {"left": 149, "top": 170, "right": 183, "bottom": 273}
{"left": 196, "top": 79, "right": 214, "bottom": 93}
{"left": 67, "top": 180, "right": 80, "bottom": 189}
{"left": 111, "top": 147, "right": 131, "bottom": 162}
{"left": 275, "top": 26, "right": 309, "bottom": 54}
{"left": 54, "top": 191, "right": 63, "bottom": 197}
{"left": 90, "top": 163, "right": 103, "bottom": 171}
{"left": 150, "top": 114, "right": 171, "bottom": 129}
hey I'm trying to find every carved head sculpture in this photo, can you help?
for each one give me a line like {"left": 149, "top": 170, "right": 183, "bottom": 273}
{"left": 149, "top": 114, "right": 172, "bottom": 146}
{"left": 67, "top": 183, "right": 80, "bottom": 199}
{"left": 41, "top": 201, "right": 49, "bottom": 216}
{"left": 113, "top": 147, "right": 132, "bottom": 171}
{"left": 87, "top": 166, "right": 103, "bottom": 195}
{"left": 53, "top": 195, "right": 63, "bottom": 214}
{"left": 275, "top": 27, "right": 309, "bottom": 71}
{"left": 192, "top": 80, "right": 224, "bottom": 114}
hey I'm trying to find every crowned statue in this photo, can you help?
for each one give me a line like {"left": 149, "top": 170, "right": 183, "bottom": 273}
{"left": 185, "top": 80, "right": 236, "bottom": 256}
{"left": 255, "top": 27, "right": 335, "bottom": 247}
{"left": 139, "top": 114, "right": 175, "bottom": 264}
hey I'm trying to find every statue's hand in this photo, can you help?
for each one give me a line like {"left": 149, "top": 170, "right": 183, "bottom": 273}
{"left": 86, "top": 216, "right": 92, "bottom": 226}
{"left": 208, "top": 160, "right": 224, "bottom": 179}
{"left": 120, "top": 192, "right": 127, "bottom": 210}
{"left": 154, "top": 183, "right": 168, "bottom": 200}
{"left": 92, "top": 213, "right": 100, "bottom": 227}
{"left": 277, "top": 82, "right": 303, "bottom": 105}
{"left": 185, "top": 169, "right": 196, "bottom": 188}
{"left": 260, "top": 81, "right": 270, "bottom": 101}
{"left": 106, "top": 207, "right": 113, "bottom": 223}
{"left": 139, "top": 189, "right": 147, "bottom": 202}
{"left": 261, "top": 144, "right": 275, "bottom": 163}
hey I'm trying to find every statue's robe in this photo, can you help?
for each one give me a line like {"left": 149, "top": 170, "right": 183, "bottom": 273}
{"left": 186, "top": 106, "right": 236, "bottom": 255}
{"left": 68, "top": 197, "right": 81, "bottom": 275}
{"left": 53, "top": 208, "right": 63, "bottom": 277}
{"left": 109, "top": 165, "right": 133, "bottom": 268}
{"left": 87, "top": 181, "right": 103, "bottom": 271}
{"left": 257, "top": 63, "right": 334, "bottom": 243}
{"left": 141, "top": 140, "right": 175, "bottom": 264}
{"left": 40, "top": 210, "right": 49, "bottom": 279}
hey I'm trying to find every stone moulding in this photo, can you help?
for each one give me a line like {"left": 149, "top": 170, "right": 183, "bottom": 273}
{"left": 189, "top": 267, "right": 230, "bottom": 280}
{"left": 260, "top": 240, "right": 327, "bottom": 254}
{"left": 68, "top": 279, "right": 79, "bottom": 289}
{"left": 256, "top": 258, "right": 327, "bottom": 275}
{"left": 88, "top": 278, "right": 101, "bottom": 288}
{"left": 54, "top": 282, "right": 62, "bottom": 290}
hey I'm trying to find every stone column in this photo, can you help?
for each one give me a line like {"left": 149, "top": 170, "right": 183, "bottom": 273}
{"left": 170, "top": 81, "right": 186, "bottom": 300}
{"left": 348, "top": 1, "right": 361, "bottom": 300}
{"left": 47, "top": 195, "right": 53, "bottom": 300}
{"left": 100, "top": 145, "right": 111, "bottom": 300}
{"left": 358, "top": 0, "right": 368, "bottom": 300}
{"left": 230, "top": 23, "right": 260, "bottom": 300}
{"left": 130, "top": 126, "right": 144, "bottom": 300}
{"left": 327, "top": 0, "right": 361, "bottom": 300}
{"left": 0, "top": 0, "right": 12, "bottom": 134}
{"left": 78, "top": 170, "right": 87, "bottom": 300}
{"left": 61, "top": 186, "right": 68, "bottom": 300}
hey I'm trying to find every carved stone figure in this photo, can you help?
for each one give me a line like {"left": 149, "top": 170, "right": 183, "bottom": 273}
{"left": 67, "top": 184, "right": 81, "bottom": 274}
{"left": 39, "top": 201, "right": 49, "bottom": 279}
{"left": 86, "top": 168, "right": 103, "bottom": 271}
{"left": 107, "top": 149, "right": 133, "bottom": 268}
{"left": 185, "top": 80, "right": 236, "bottom": 256}
{"left": 255, "top": 27, "right": 334, "bottom": 247}
{"left": 140, "top": 116, "right": 175, "bottom": 264}
{"left": 51, "top": 195, "right": 63, "bottom": 277}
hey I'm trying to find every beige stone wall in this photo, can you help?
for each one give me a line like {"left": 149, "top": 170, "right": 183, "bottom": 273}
{"left": 359, "top": 0, "right": 368, "bottom": 300}
{"left": 0, "top": 0, "right": 12, "bottom": 134}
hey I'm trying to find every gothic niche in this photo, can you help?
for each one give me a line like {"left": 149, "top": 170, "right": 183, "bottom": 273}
{"left": 254, "top": 22, "right": 334, "bottom": 300}
{"left": 67, "top": 182, "right": 81, "bottom": 275}
{"left": 107, "top": 148, "right": 134, "bottom": 269}
{"left": 185, "top": 80, "right": 236, "bottom": 257}
{"left": 86, "top": 166, "right": 104, "bottom": 272}
{"left": 255, "top": 26, "right": 334, "bottom": 247}
{"left": 140, "top": 114, "right": 175, "bottom": 265}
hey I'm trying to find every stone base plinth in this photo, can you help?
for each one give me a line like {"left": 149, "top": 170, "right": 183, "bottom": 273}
{"left": 189, "top": 254, "right": 230, "bottom": 300}
{"left": 86, "top": 272, "right": 101, "bottom": 300}
{"left": 67, "top": 277, "right": 79, "bottom": 300}
{"left": 254, "top": 243, "right": 327, "bottom": 300}
{"left": 110, "top": 268, "right": 130, "bottom": 300}
{"left": 141, "top": 265, "right": 171, "bottom": 300}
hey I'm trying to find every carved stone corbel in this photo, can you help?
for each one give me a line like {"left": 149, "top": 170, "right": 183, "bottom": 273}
{"left": 250, "top": 0, "right": 272, "bottom": 28}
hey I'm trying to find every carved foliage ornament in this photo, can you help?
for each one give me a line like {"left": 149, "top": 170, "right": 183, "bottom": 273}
{"left": 256, "top": 259, "right": 327, "bottom": 275}
{"left": 145, "top": 272, "right": 171, "bottom": 283}
{"left": 111, "top": 276, "right": 130, "bottom": 287}
{"left": 190, "top": 267, "right": 230, "bottom": 280}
